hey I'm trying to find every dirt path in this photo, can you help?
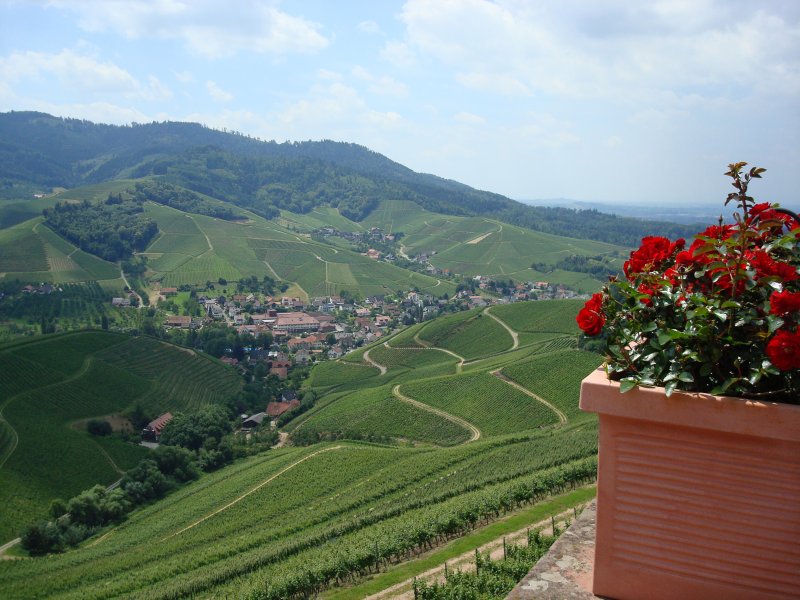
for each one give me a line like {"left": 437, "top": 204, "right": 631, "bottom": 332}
{"left": 119, "top": 266, "right": 143, "bottom": 308}
{"left": 363, "top": 349, "right": 388, "bottom": 376}
{"left": 161, "top": 445, "right": 345, "bottom": 541}
{"left": 273, "top": 432, "right": 289, "bottom": 449}
{"left": 411, "top": 334, "right": 465, "bottom": 370}
{"left": 490, "top": 370, "right": 567, "bottom": 424}
{"left": 484, "top": 306, "right": 519, "bottom": 350}
{"left": 89, "top": 439, "right": 125, "bottom": 476}
{"left": 363, "top": 507, "right": 580, "bottom": 599}
{"left": 190, "top": 215, "right": 214, "bottom": 255}
{"left": 392, "top": 385, "right": 480, "bottom": 442}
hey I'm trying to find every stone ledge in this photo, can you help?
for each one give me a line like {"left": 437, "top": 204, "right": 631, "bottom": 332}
{"left": 507, "top": 500, "right": 598, "bottom": 599}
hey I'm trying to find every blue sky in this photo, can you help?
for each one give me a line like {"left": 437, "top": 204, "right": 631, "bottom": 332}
{"left": 1, "top": 1, "right": 798, "bottom": 207}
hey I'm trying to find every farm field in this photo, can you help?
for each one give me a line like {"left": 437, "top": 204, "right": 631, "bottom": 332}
{"left": 301, "top": 299, "right": 597, "bottom": 449}
{"left": 0, "top": 299, "right": 603, "bottom": 598}
{"left": 358, "top": 200, "right": 625, "bottom": 292}
{"left": 0, "top": 218, "right": 124, "bottom": 289}
{"left": 0, "top": 430, "right": 598, "bottom": 599}
{"left": 0, "top": 331, "right": 241, "bottom": 541}
{"left": 399, "top": 371, "right": 560, "bottom": 436}
{"left": 417, "top": 308, "right": 513, "bottom": 360}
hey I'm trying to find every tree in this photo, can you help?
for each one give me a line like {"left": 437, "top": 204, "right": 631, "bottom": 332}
{"left": 87, "top": 419, "right": 112, "bottom": 436}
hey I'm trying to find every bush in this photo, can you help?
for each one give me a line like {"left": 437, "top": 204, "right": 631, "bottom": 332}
{"left": 87, "top": 419, "right": 112, "bottom": 436}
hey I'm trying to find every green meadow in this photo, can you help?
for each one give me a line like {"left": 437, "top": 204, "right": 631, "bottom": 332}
{"left": 0, "top": 331, "right": 241, "bottom": 541}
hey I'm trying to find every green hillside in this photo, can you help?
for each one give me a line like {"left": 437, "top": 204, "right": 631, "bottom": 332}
{"left": 0, "top": 112, "right": 700, "bottom": 247}
{"left": 0, "top": 218, "right": 125, "bottom": 292}
{"left": 0, "top": 299, "right": 604, "bottom": 599}
{"left": 0, "top": 331, "right": 241, "bottom": 541}
{"left": 0, "top": 434, "right": 597, "bottom": 599}
{"left": 296, "top": 299, "right": 597, "bottom": 449}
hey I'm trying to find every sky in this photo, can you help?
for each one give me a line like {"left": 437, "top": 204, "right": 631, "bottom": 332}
{"left": 1, "top": 0, "right": 798, "bottom": 207}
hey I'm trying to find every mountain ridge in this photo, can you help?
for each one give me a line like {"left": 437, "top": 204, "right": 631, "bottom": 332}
{"left": 0, "top": 111, "right": 697, "bottom": 246}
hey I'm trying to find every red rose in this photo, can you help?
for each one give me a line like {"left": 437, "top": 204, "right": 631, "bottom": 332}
{"left": 624, "top": 236, "right": 683, "bottom": 279}
{"left": 766, "top": 329, "right": 800, "bottom": 371}
{"left": 576, "top": 293, "right": 605, "bottom": 336}
{"left": 749, "top": 250, "right": 799, "bottom": 282}
{"left": 749, "top": 202, "right": 800, "bottom": 232}
{"left": 770, "top": 290, "right": 800, "bottom": 317}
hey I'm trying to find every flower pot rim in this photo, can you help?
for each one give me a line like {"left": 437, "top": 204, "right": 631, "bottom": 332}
{"left": 579, "top": 365, "right": 800, "bottom": 442}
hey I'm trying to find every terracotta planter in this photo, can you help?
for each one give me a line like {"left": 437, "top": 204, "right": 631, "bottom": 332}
{"left": 579, "top": 366, "right": 800, "bottom": 600}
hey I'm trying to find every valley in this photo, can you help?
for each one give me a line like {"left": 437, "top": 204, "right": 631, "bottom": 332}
{"left": 0, "top": 112, "right": 631, "bottom": 598}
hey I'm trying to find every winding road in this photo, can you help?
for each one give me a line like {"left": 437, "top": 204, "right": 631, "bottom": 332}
{"left": 490, "top": 369, "right": 567, "bottom": 424}
{"left": 484, "top": 306, "right": 519, "bottom": 350}
{"left": 392, "top": 385, "right": 481, "bottom": 443}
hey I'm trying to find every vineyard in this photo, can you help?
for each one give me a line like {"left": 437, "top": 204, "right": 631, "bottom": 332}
{"left": 0, "top": 298, "right": 603, "bottom": 598}
{"left": 0, "top": 331, "right": 242, "bottom": 541}
{"left": 399, "top": 372, "right": 560, "bottom": 436}
{"left": 417, "top": 309, "right": 513, "bottom": 360}
{"left": 0, "top": 429, "right": 598, "bottom": 599}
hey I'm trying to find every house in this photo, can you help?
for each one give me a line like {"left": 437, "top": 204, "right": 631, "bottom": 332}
{"left": 266, "top": 399, "right": 300, "bottom": 418}
{"left": 270, "top": 366, "right": 288, "bottom": 379}
{"left": 272, "top": 312, "right": 320, "bottom": 334}
{"left": 161, "top": 287, "right": 178, "bottom": 297}
{"left": 241, "top": 412, "right": 266, "bottom": 430}
{"left": 141, "top": 412, "right": 173, "bottom": 442}
{"left": 366, "top": 248, "right": 381, "bottom": 260}
{"left": 111, "top": 297, "right": 131, "bottom": 307}
{"left": 375, "top": 315, "right": 391, "bottom": 327}
{"left": 295, "top": 348, "right": 311, "bottom": 365}
{"left": 220, "top": 356, "right": 239, "bottom": 367}
{"left": 165, "top": 315, "right": 192, "bottom": 328}
{"left": 282, "top": 390, "right": 298, "bottom": 403}
{"left": 328, "top": 345, "right": 344, "bottom": 359}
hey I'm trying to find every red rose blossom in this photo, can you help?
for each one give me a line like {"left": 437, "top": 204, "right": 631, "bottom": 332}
{"left": 766, "top": 329, "right": 800, "bottom": 371}
{"left": 624, "top": 236, "right": 684, "bottom": 279}
{"left": 770, "top": 290, "right": 800, "bottom": 317}
{"left": 576, "top": 293, "right": 605, "bottom": 336}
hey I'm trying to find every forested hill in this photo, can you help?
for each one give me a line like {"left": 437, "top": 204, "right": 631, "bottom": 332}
{"left": 0, "top": 111, "right": 697, "bottom": 245}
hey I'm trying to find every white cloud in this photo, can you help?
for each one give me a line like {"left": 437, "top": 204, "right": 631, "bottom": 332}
{"left": 358, "top": 20, "right": 381, "bottom": 34}
{"left": 454, "top": 112, "right": 485, "bottom": 125}
{"left": 380, "top": 41, "right": 415, "bottom": 67}
{"left": 351, "top": 66, "right": 408, "bottom": 96}
{"left": 175, "top": 70, "right": 193, "bottom": 83}
{"left": 51, "top": 0, "right": 329, "bottom": 59}
{"left": 206, "top": 80, "right": 233, "bottom": 103}
{"left": 455, "top": 73, "right": 530, "bottom": 96}
{"left": 0, "top": 49, "right": 170, "bottom": 100}
{"left": 392, "top": 0, "right": 800, "bottom": 107}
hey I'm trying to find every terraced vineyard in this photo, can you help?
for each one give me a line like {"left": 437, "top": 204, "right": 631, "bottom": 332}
{"left": 0, "top": 218, "right": 124, "bottom": 291}
{"left": 417, "top": 308, "right": 513, "bottom": 360}
{"left": 400, "top": 371, "right": 560, "bottom": 436}
{"left": 0, "top": 430, "right": 598, "bottom": 599}
{"left": 300, "top": 299, "right": 598, "bottom": 451}
{"left": 502, "top": 349, "right": 604, "bottom": 423}
{"left": 0, "top": 331, "right": 242, "bottom": 541}
{"left": 0, "top": 297, "right": 602, "bottom": 598}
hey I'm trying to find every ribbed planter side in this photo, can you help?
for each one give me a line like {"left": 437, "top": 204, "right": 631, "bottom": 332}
{"left": 579, "top": 367, "right": 800, "bottom": 600}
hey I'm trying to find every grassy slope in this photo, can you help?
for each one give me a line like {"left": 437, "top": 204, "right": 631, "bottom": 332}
{"left": 0, "top": 428, "right": 599, "bottom": 599}
{"left": 0, "top": 331, "right": 241, "bottom": 541}
{"left": 359, "top": 200, "right": 625, "bottom": 292}
{"left": 300, "top": 300, "right": 591, "bottom": 448}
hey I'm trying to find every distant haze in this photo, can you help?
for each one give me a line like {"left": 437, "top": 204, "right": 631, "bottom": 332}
{"left": 519, "top": 198, "right": 800, "bottom": 227}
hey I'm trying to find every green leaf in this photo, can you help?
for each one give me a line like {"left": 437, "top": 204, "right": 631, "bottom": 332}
{"left": 619, "top": 379, "right": 638, "bottom": 393}
{"left": 678, "top": 371, "right": 694, "bottom": 383}
{"left": 665, "top": 380, "right": 678, "bottom": 396}
{"left": 657, "top": 331, "right": 672, "bottom": 346}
